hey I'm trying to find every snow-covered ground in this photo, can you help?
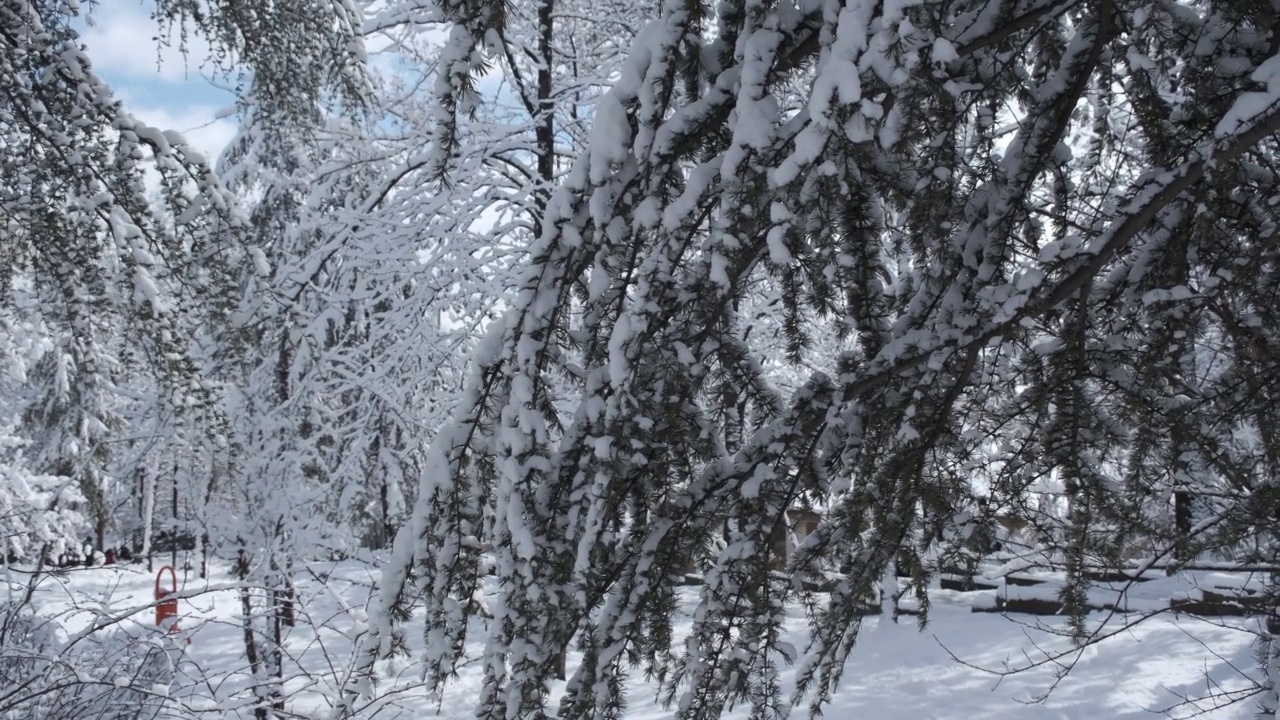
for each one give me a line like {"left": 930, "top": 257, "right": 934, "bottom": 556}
{"left": 14, "top": 560, "right": 1265, "bottom": 719}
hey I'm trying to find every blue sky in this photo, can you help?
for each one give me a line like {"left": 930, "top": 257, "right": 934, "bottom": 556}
{"left": 79, "top": 2, "right": 240, "bottom": 163}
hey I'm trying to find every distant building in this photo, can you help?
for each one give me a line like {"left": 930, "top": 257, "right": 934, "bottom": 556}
{"left": 769, "top": 508, "right": 823, "bottom": 571}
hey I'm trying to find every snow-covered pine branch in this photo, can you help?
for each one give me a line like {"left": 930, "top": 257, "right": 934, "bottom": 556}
{"left": 357, "top": 0, "right": 1280, "bottom": 717}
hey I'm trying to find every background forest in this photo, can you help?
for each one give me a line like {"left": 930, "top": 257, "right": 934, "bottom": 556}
{"left": 3, "top": 0, "right": 1280, "bottom": 717}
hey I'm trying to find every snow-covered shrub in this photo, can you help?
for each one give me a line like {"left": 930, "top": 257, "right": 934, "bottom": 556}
{"left": 0, "top": 602, "right": 175, "bottom": 720}
{"left": 44, "top": 629, "right": 176, "bottom": 720}
{"left": 0, "top": 603, "right": 61, "bottom": 709}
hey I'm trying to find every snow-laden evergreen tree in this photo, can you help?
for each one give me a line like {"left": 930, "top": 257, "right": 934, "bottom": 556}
{"left": 3, "top": 3, "right": 373, "bottom": 716}
{"left": 351, "top": 0, "right": 1280, "bottom": 717}
{"left": 205, "top": 36, "right": 528, "bottom": 707}
{"left": 0, "top": 431, "right": 85, "bottom": 563}
{"left": 210, "top": 78, "right": 496, "bottom": 554}
{"left": 1, "top": 0, "right": 372, "bottom": 555}
{"left": 0, "top": 302, "right": 85, "bottom": 560}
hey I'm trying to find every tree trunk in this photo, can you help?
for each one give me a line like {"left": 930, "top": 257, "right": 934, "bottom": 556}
{"left": 1173, "top": 490, "right": 1193, "bottom": 560}
{"left": 235, "top": 549, "right": 270, "bottom": 720}
{"left": 531, "top": 0, "right": 555, "bottom": 219}
{"left": 94, "top": 514, "right": 107, "bottom": 554}
{"left": 554, "top": 635, "right": 569, "bottom": 681}
{"left": 142, "top": 464, "right": 156, "bottom": 571}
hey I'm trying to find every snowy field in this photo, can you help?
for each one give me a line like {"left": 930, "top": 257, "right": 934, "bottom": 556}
{"left": 15, "top": 560, "right": 1265, "bottom": 719}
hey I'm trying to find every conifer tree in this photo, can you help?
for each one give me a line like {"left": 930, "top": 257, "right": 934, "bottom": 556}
{"left": 1, "top": 0, "right": 370, "bottom": 553}
{"left": 355, "top": 0, "right": 1280, "bottom": 717}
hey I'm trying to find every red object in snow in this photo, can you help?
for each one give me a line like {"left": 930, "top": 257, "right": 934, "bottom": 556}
{"left": 154, "top": 566, "right": 189, "bottom": 643}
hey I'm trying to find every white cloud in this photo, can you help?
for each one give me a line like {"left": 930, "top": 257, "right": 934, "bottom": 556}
{"left": 129, "top": 107, "right": 236, "bottom": 199}
{"left": 75, "top": 3, "right": 237, "bottom": 162}
{"left": 108, "top": 90, "right": 238, "bottom": 201}
{"left": 80, "top": 2, "right": 216, "bottom": 84}
{"left": 72, "top": 4, "right": 241, "bottom": 213}
{"left": 127, "top": 102, "right": 238, "bottom": 164}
